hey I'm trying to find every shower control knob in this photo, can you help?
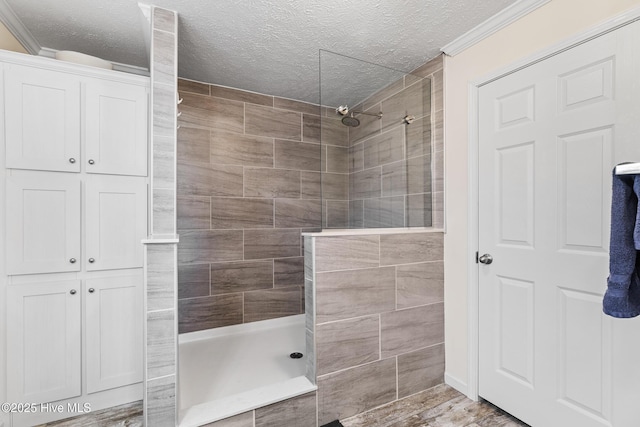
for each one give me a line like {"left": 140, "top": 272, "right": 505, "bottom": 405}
{"left": 478, "top": 254, "right": 493, "bottom": 265}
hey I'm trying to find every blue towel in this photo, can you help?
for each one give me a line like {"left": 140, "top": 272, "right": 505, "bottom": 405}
{"left": 603, "top": 168, "right": 640, "bottom": 318}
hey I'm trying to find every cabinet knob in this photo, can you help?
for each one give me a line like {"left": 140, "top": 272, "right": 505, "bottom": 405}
{"left": 69, "top": 158, "right": 76, "bottom": 164}
{"left": 88, "top": 159, "right": 95, "bottom": 165}
{"left": 70, "top": 289, "right": 77, "bottom": 295}
{"left": 69, "top": 258, "right": 76, "bottom": 263}
{"left": 88, "top": 288, "right": 95, "bottom": 293}
{"left": 88, "top": 258, "right": 95, "bottom": 263}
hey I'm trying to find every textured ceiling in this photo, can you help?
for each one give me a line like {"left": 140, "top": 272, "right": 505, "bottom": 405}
{"left": 4, "top": 0, "right": 514, "bottom": 104}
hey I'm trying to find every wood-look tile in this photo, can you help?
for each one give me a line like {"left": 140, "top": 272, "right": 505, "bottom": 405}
{"left": 153, "top": 7, "right": 175, "bottom": 33}
{"left": 380, "top": 303, "right": 444, "bottom": 358}
{"left": 322, "top": 117, "right": 349, "bottom": 147}
{"left": 303, "top": 113, "right": 321, "bottom": 143}
{"left": 301, "top": 171, "right": 321, "bottom": 199}
{"left": 407, "top": 193, "right": 432, "bottom": 228}
{"left": 36, "top": 401, "right": 143, "bottom": 427}
{"left": 363, "top": 126, "right": 404, "bottom": 169}
{"left": 381, "top": 80, "right": 430, "bottom": 132}
{"left": 363, "top": 78, "right": 405, "bottom": 112}
{"left": 406, "top": 115, "right": 432, "bottom": 158}
{"left": 245, "top": 104, "right": 302, "bottom": 140}
{"left": 432, "top": 191, "right": 444, "bottom": 229}
{"left": 363, "top": 197, "right": 405, "bottom": 228}
{"left": 202, "top": 411, "right": 254, "bottom": 427}
{"left": 381, "top": 160, "right": 407, "bottom": 197}
{"left": 178, "top": 294, "right": 243, "bottom": 333}
{"left": 326, "top": 145, "right": 348, "bottom": 173}
{"left": 274, "top": 97, "right": 320, "bottom": 115}
{"left": 147, "top": 244, "right": 176, "bottom": 311}
{"left": 179, "top": 92, "right": 244, "bottom": 133}
{"left": 314, "top": 235, "right": 379, "bottom": 272}
{"left": 380, "top": 232, "right": 443, "bottom": 265}
{"left": 275, "top": 199, "right": 322, "bottom": 228}
{"left": 275, "top": 139, "right": 321, "bottom": 171}
{"left": 244, "top": 229, "right": 301, "bottom": 260}
{"left": 152, "top": 29, "right": 175, "bottom": 86}
{"left": 178, "top": 230, "right": 243, "bottom": 264}
{"left": 404, "top": 73, "right": 424, "bottom": 88}
{"left": 433, "top": 149, "right": 443, "bottom": 194}
{"left": 433, "top": 69, "right": 443, "bottom": 113}
{"left": 152, "top": 188, "right": 175, "bottom": 235}
{"left": 316, "top": 267, "right": 395, "bottom": 323}
{"left": 153, "top": 82, "right": 176, "bottom": 137}
{"left": 351, "top": 168, "right": 382, "bottom": 200}
{"left": 210, "top": 84, "right": 273, "bottom": 107}
{"left": 255, "top": 391, "right": 317, "bottom": 427}
{"left": 434, "top": 108, "right": 443, "bottom": 152}
{"left": 349, "top": 200, "right": 364, "bottom": 228}
{"left": 178, "top": 78, "right": 210, "bottom": 96}
{"left": 177, "top": 161, "right": 243, "bottom": 197}
{"left": 274, "top": 257, "right": 304, "bottom": 287}
{"left": 348, "top": 143, "right": 364, "bottom": 173}
{"left": 397, "top": 261, "right": 443, "bottom": 309}
{"left": 410, "top": 54, "right": 443, "bottom": 78}
{"left": 244, "top": 168, "right": 301, "bottom": 198}
{"left": 211, "top": 197, "right": 273, "bottom": 229}
{"left": 322, "top": 173, "right": 349, "bottom": 200}
{"left": 178, "top": 263, "right": 210, "bottom": 299}
{"left": 305, "top": 326, "right": 316, "bottom": 383}
{"left": 401, "top": 394, "right": 501, "bottom": 427}
{"left": 318, "top": 358, "right": 396, "bottom": 425}
{"left": 398, "top": 343, "right": 445, "bottom": 398}
{"left": 178, "top": 127, "right": 210, "bottom": 163}
{"left": 153, "top": 135, "right": 175, "bottom": 189}
{"left": 210, "top": 260, "right": 273, "bottom": 294}
{"left": 211, "top": 129, "right": 274, "bottom": 167}
{"left": 348, "top": 107, "right": 382, "bottom": 145}
{"left": 147, "top": 309, "right": 176, "bottom": 378}
{"left": 326, "top": 200, "right": 349, "bottom": 228}
{"left": 177, "top": 196, "right": 210, "bottom": 230}
{"left": 146, "top": 374, "right": 176, "bottom": 427}
{"left": 244, "top": 287, "right": 302, "bottom": 322}
{"left": 408, "top": 154, "right": 432, "bottom": 195}
{"left": 316, "top": 315, "right": 379, "bottom": 375}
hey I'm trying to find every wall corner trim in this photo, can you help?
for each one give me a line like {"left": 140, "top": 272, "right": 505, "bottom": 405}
{"left": 0, "top": 0, "right": 41, "bottom": 54}
{"left": 441, "top": 0, "right": 551, "bottom": 56}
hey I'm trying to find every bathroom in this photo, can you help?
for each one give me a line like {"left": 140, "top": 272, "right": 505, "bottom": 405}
{"left": 3, "top": 0, "right": 638, "bottom": 427}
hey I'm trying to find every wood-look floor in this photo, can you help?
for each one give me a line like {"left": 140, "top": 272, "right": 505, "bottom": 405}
{"left": 34, "top": 401, "right": 142, "bottom": 427}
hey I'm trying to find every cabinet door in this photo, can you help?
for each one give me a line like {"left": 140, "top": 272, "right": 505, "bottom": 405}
{"left": 85, "top": 79, "right": 148, "bottom": 176}
{"left": 85, "top": 273, "right": 143, "bottom": 393}
{"left": 7, "top": 281, "right": 82, "bottom": 403}
{"left": 6, "top": 171, "right": 81, "bottom": 275}
{"left": 5, "top": 64, "right": 81, "bottom": 172}
{"left": 85, "top": 175, "right": 147, "bottom": 271}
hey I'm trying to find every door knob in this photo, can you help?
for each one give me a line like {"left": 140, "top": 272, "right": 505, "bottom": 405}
{"left": 479, "top": 254, "right": 493, "bottom": 265}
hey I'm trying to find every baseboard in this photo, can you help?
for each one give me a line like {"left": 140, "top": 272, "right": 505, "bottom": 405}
{"left": 444, "top": 372, "right": 471, "bottom": 399}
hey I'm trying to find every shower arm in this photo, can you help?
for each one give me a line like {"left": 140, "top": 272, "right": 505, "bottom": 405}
{"left": 351, "top": 110, "right": 383, "bottom": 118}
{"left": 336, "top": 105, "right": 382, "bottom": 118}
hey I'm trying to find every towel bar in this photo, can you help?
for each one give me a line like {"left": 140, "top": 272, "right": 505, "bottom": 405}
{"left": 615, "top": 163, "right": 640, "bottom": 175}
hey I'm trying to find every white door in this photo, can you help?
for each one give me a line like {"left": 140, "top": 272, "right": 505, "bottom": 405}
{"left": 6, "top": 281, "right": 82, "bottom": 403}
{"left": 6, "top": 171, "right": 81, "bottom": 275}
{"left": 478, "top": 21, "right": 640, "bottom": 427}
{"left": 85, "top": 175, "right": 147, "bottom": 271}
{"left": 4, "top": 64, "right": 81, "bottom": 172}
{"left": 85, "top": 273, "right": 144, "bottom": 393}
{"left": 85, "top": 79, "right": 148, "bottom": 176}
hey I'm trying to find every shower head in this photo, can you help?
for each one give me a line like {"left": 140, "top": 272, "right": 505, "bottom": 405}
{"left": 341, "top": 115, "right": 360, "bottom": 127}
{"left": 336, "top": 105, "right": 382, "bottom": 127}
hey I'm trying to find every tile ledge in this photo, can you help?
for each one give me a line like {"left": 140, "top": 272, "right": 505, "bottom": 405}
{"left": 142, "top": 234, "right": 180, "bottom": 244}
{"left": 302, "top": 227, "right": 443, "bottom": 237}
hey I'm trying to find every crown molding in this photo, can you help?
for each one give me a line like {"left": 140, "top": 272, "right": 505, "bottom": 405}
{"left": 39, "top": 47, "right": 149, "bottom": 76}
{"left": 0, "top": 0, "right": 40, "bottom": 54}
{"left": 441, "top": 0, "right": 551, "bottom": 56}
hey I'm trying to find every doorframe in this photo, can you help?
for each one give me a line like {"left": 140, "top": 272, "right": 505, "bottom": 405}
{"left": 466, "top": 5, "right": 640, "bottom": 401}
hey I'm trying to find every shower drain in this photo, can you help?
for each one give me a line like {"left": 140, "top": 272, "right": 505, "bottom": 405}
{"left": 289, "top": 352, "right": 303, "bottom": 359}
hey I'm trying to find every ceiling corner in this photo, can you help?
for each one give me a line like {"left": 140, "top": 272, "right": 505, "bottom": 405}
{"left": 0, "top": 0, "right": 40, "bottom": 55}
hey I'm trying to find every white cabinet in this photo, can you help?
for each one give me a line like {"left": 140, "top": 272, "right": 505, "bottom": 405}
{"left": 4, "top": 64, "right": 81, "bottom": 172}
{"left": 85, "top": 176, "right": 147, "bottom": 271}
{"left": 7, "top": 281, "right": 82, "bottom": 403}
{"left": 85, "top": 273, "right": 143, "bottom": 393}
{"left": 6, "top": 171, "right": 81, "bottom": 275}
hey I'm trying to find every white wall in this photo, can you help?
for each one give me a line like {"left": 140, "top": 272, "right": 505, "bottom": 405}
{"left": 444, "top": 0, "right": 640, "bottom": 392}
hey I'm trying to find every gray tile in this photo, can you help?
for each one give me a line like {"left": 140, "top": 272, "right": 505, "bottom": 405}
{"left": 152, "top": 29, "right": 175, "bottom": 86}
{"left": 407, "top": 193, "right": 432, "bottom": 227}
{"left": 381, "top": 160, "right": 407, "bottom": 197}
{"left": 244, "top": 168, "right": 301, "bottom": 198}
{"left": 380, "top": 232, "right": 443, "bottom": 265}
{"left": 348, "top": 143, "right": 364, "bottom": 173}
{"left": 434, "top": 109, "right": 443, "bottom": 153}
{"left": 397, "top": 261, "right": 443, "bottom": 309}
{"left": 326, "top": 145, "right": 348, "bottom": 173}
{"left": 41, "top": 401, "right": 143, "bottom": 426}
{"left": 211, "top": 130, "right": 274, "bottom": 167}
{"left": 275, "top": 199, "right": 322, "bottom": 228}
{"left": 177, "top": 127, "right": 210, "bottom": 163}
{"left": 153, "top": 83, "right": 175, "bottom": 137}
{"left": 303, "top": 113, "right": 321, "bottom": 143}
{"left": 274, "top": 97, "right": 320, "bottom": 115}
{"left": 315, "top": 235, "right": 379, "bottom": 272}
{"left": 177, "top": 161, "right": 243, "bottom": 197}
{"left": 211, "top": 197, "right": 273, "bottom": 229}
{"left": 363, "top": 126, "right": 404, "bottom": 169}
{"left": 178, "top": 230, "right": 243, "bottom": 264}
{"left": 147, "top": 309, "right": 175, "bottom": 379}
{"left": 406, "top": 116, "right": 432, "bottom": 158}
{"left": 348, "top": 105, "right": 382, "bottom": 144}
{"left": 244, "top": 287, "right": 302, "bottom": 322}
{"left": 244, "top": 229, "right": 301, "bottom": 260}
{"left": 147, "top": 244, "right": 176, "bottom": 311}
{"left": 352, "top": 168, "right": 382, "bottom": 199}
{"left": 322, "top": 173, "right": 349, "bottom": 200}
{"left": 322, "top": 117, "right": 349, "bottom": 147}
{"left": 306, "top": 327, "right": 316, "bottom": 384}
{"left": 255, "top": 391, "right": 317, "bottom": 427}
{"left": 153, "top": 135, "right": 175, "bottom": 189}
{"left": 363, "top": 78, "right": 405, "bottom": 112}
{"left": 364, "top": 197, "right": 405, "bottom": 228}
{"left": 152, "top": 188, "right": 175, "bottom": 235}
{"left": 178, "top": 78, "right": 209, "bottom": 95}
{"left": 202, "top": 411, "right": 253, "bottom": 427}
{"left": 275, "top": 139, "right": 321, "bottom": 171}
{"left": 316, "top": 315, "right": 379, "bottom": 375}
{"left": 381, "top": 80, "right": 430, "bottom": 131}
{"left": 178, "top": 263, "right": 210, "bottom": 299}
{"left": 301, "top": 171, "right": 321, "bottom": 199}
{"left": 152, "top": 7, "right": 175, "bottom": 33}
{"left": 408, "top": 154, "right": 432, "bottom": 195}
{"left": 433, "top": 149, "right": 443, "bottom": 193}
{"left": 326, "top": 200, "right": 349, "bottom": 229}
{"left": 432, "top": 191, "right": 444, "bottom": 229}
{"left": 274, "top": 257, "right": 304, "bottom": 287}
{"left": 177, "top": 196, "right": 210, "bottom": 230}
{"left": 178, "top": 294, "right": 243, "bottom": 333}
{"left": 179, "top": 92, "right": 244, "bottom": 133}
{"left": 316, "top": 267, "right": 395, "bottom": 323}
{"left": 211, "top": 84, "right": 273, "bottom": 107}
{"left": 380, "top": 303, "right": 444, "bottom": 358}
{"left": 349, "top": 200, "right": 364, "bottom": 228}
{"left": 410, "top": 55, "right": 443, "bottom": 78}
{"left": 210, "top": 260, "right": 273, "bottom": 294}
{"left": 146, "top": 374, "right": 176, "bottom": 427}
{"left": 398, "top": 344, "right": 445, "bottom": 398}
{"left": 318, "top": 358, "right": 396, "bottom": 425}
{"left": 245, "top": 104, "right": 302, "bottom": 140}
{"left": 433, "top": 69, "right": 443, "bottom": 113}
